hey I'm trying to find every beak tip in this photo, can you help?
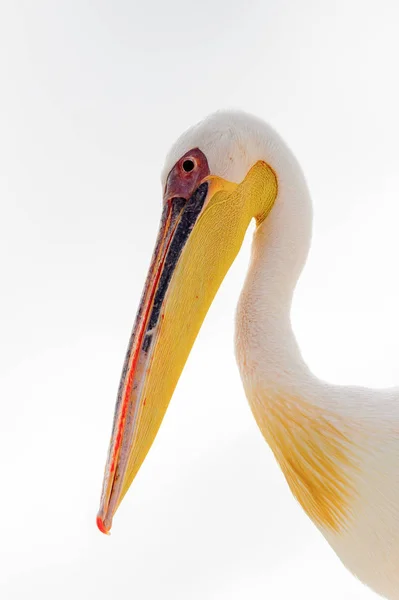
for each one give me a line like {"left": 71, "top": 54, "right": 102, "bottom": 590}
{"left": 96, "top": 514, "right": 111, "bottom": 535}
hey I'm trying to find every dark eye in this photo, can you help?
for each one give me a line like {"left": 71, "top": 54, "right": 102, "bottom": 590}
{"left": 182, "top": 158, "right": 195, "bottom": 173}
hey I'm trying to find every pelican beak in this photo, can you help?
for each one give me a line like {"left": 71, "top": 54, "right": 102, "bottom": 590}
{"left": 97, "top": 158, "right": 277, "bottom": 534}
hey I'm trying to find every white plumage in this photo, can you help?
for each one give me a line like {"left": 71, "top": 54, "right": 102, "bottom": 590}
{"left": 163, "top": 110, "right": 399, "bottom": 599}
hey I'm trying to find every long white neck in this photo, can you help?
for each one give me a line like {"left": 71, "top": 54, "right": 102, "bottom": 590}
{"left": 235, "top": 135, "right": 314, "bottom": 390}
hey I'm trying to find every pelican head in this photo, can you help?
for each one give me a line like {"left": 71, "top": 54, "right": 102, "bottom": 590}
{"left": 97, "top": 110, "right": 311, "bottom": 534}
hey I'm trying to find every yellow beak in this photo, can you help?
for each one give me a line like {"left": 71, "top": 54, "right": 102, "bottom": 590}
{"left": 97, "top": 160, "right": 277, "bottom": 534}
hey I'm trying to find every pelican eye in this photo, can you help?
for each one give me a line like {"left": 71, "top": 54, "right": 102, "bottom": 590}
{"left": 182, "top": 158, "right": 195, "bottom": 173}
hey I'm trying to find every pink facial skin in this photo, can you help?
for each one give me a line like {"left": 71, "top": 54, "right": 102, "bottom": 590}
{"left": 163, "top": 148, "right": 210, "bottom": 202}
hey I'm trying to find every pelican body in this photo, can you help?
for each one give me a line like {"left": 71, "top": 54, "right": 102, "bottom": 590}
{"left": 97, "top": 111, "right": 399, "bottom": 599}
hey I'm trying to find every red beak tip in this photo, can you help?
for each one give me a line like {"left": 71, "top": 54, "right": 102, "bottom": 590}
{"left": 96, "top": 515, "right": 111, "bottom": 535}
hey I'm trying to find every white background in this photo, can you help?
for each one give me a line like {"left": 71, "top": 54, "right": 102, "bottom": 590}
{"left": 1, "top": 1, "right": 399, "bottom": 598}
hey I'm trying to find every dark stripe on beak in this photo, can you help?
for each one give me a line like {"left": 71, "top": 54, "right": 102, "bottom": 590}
{"left": 147, "top": 182, "right": 208, "bottom": 332}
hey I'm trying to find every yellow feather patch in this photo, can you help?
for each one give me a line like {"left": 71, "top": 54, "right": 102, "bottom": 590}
{"left": 250, "top": 393, "right": 358, "bottom": 532}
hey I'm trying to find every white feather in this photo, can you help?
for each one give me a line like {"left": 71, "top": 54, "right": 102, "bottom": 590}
{"left": 164, "top": 110, "right": 399, "bottom": 599}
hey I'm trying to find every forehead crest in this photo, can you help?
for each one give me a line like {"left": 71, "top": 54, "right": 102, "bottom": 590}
{"left": 161, "top": 111, "right": 258, "bottom": 187}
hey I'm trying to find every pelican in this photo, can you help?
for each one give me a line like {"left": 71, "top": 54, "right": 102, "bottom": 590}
{"left": 97, "top": 110, "right": 399, "bottom": 599}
